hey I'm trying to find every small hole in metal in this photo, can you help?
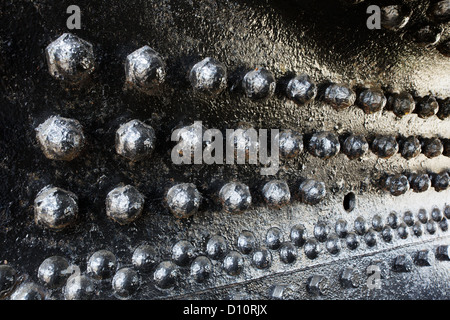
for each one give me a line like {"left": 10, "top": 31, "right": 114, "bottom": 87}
{"left": 343, "top": 192, "right": 356, "bottom": 212}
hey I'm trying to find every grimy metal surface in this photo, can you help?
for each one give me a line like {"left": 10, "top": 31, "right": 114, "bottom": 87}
{"left": 0, "top": 0, "right": 449, "bottom": 299}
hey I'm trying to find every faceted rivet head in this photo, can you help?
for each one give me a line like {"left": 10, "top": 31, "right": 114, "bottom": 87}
{"left": 206, "top": 235, "right": 228, "bottom": 260}
{"left": 237, "top": 230, "right": 257, "bottom": 255}
{"left": 189, "top": 57, "right": 227, "bottom": 96}
{"left": 262, "top": 180, "right": 291, "bottom": 208}
{"left": 105, "top": 185, "right": 145, "bottom": 225}
{"left": 223, "top": 251, "right": 244, "bottom": 276}
{"left": 371, "top": 135, "right": 398, "bottom": 158}
{"left": 298, "top": 179, "right": 326, "bottom": 205}
{"left": 45, "top": 33, "right": 95, "bottom": 83}
{"left": 308, "top": 131, "right": 340, "bottom": 159}
{"left": 416, "top": 96, "right": 439, "bottom": 118}
{"left": 431, "top": 172, "right": 450, "bottom": 192}
{"left": 171, "top": 240, "right": 195, "bottom": 267}
{"left": 153, "top": 261, "right": 178, "bottom": 289}
{"left": 342, "top": 134, "right": 369, "bottom": 160}
{"left": 422, "top": 138, "right": 443, "bottom": 159}
{"left": 323, "top": 83, "right": 356, "bottom": 110}
{"left": 38, "top": 256, "right": 70, "bottom": 288}
{"left": 251, "top": 247, "right": 272, "bottom": 269}
{"left": 115, "top": 119, "right": 156, "bottom": 161}
{"left": 36, "top": 116, "right": 85, "bottom": 161}
{"left": 387, "top": 175, "right": 410, "bottom": 196}
{"left": 277, "top": 129, "right": 304, "bottom": 159}
{"left": 190, "top": 256, "right": 212, "bottom": 283}
{"left": 219, "top": 182, "right": 252, "bottom": 214}
{"left": 380, "top": 5, "right": 412, "bottom": 30}
{"left": 166, "top": 183, "right": 202, "bottom": 219}
{"left": 0, "top": 265, "right": 17, "bottom": 298}
{"left": 125, "top": 46, "right": 165, "bottom": 93}
{"left": 64, "top": 275, "right": 95, "bottom": 300}
{"left": 242, "top": 67, "right": 276, "bottom": 100}
{"left": 400, "top": 136, "right": 421, "bottom": 159}
{"left": 388, "top": 92, "right": 415, "bottom": 117}
{"left": 408, "top": 173, "right": 431, "bottom": 193}
{"left": 357, "top": 89, "right": 386, "bottom": 114}
{"left": 286, "top": 74, "right": 317, "bottom": 105}
{"left": 112, "top": 268, "right": 140, "bottom": 299}
{"left": 10, "top": 283, "right": 47, "bottom": 300}
{"left": 34, "top": 186, "right": 78, "bottom": 230}
{"left": 173, "top": 122, "right": 206, "bottom": 160}
{"left": 87, "top": 250, "right": 117, "bottom": 280}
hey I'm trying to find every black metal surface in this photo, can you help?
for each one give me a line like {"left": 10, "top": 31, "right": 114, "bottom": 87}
{"left": 0, "top": 0, "right": 449, "bottom": 300}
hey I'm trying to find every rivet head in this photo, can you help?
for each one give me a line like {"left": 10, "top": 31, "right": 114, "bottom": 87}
{"left": 115, "top": 120, "right": 156, "bottom": 161}
{"left": 87, "top": 250, "right": 117, "bottom": 280}
{"left": 36, "top": 116, "right": 85, "bottom": 161}
{"left": 298, "top": 179, "right": 326, "bottom": 205}
{"left": 38, "top": 256, "right": 70, "bottom": 288}
{"left": 112, "top": 268, "right": 140, "bottom": 298}
{"left": 242, "top": 67, "right": 276, "bottom": 100}
{"left": 105, "top": 185, "right": 144, "bottom": 225}
{"left": 45, "top": 33, "right": 95, "bottom": 83}
{"left": 286, "top": 74, "right": 317, "bottom": 105}
{"left": 34, "top": 186, "right": 78, "bottom": 230}
{"left": 189, "top": 57, "right": 227, "bottom": 96}
{"left": 125, "top": 46, "right": 165, "bottom": 93}
{"left": 219, "top": 182, "right": 252, "bottom": 214}
{"left": 323, "top": 83, "right": 356, "bottom": 110}
{"left": 166, "top": 183, "right": 202, "bottom": 219}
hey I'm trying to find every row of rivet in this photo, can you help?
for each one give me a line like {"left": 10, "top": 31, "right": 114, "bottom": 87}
{"left": 36, "top": 116, "right": 450, "bottom": 163}
{"left": 33, "top": 168, "right": 450, "bottom": 230}
{"left": 270, "top": 245, "right": 450, "bottom": 298}
{"left": 3, "top": 206, "right": 449, "bottom": 299}
{"left": 45, "top": 33, "right": 450, "bottom": 120}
